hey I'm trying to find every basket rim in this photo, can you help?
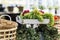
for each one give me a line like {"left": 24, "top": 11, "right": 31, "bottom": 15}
{"left": 0, "top": 27, "right": 17, "bottom": 32}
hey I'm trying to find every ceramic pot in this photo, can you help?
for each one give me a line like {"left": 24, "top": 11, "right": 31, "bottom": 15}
{"left": 7, "top": 6, "right": 14, "bottom": 12}
{"left": 17, "top": 6, "right": 23, "bottom": 12}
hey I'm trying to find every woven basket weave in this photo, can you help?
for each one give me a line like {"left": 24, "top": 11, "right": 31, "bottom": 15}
{"left": 0, "top": 15, "right": 18, "bottom": 40}
{"left": 0, "top": 26, "right": 17, "bottom": 40}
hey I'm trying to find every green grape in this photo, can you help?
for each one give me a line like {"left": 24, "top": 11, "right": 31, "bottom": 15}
{"left": 43, "top": 13, "right": 54, "bottom": 26}
{"left": 36, "top": 15, "right": 43, "bottom": 22}
{"left": 32, "top": 8, "right": 40, "bottom": 15}
{"left": 23, "top": 13, "right": 30, "bottom": 19}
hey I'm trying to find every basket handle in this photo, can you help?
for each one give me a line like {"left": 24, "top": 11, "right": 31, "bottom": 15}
{"left": 0, "top": 15, "right": 11, "bottom": 21}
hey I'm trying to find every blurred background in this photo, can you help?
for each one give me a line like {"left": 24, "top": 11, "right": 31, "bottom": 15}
{"left": 0, "top": 0, "right": 60, "bottom": 15}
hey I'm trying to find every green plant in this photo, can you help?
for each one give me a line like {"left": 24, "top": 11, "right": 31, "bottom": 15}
{"left": 38, "top": 24, "right": 58, "bottom": 40}
{"left": 42, "top": 13, "right": 54, "bottom": 26}
{"left": 58, "top": 34, "right": 60, "bottom": 40}
{"left": 39, "top": 5, "right": 45, "bottom": 10}
{"left": 48, "top": 6, "right": 53, "bottom": 10}
{"left": 54, "top": 6, "right": 59, "bottom": 10}
{"left": 20, "top": 8, "right": 44, "bottom": 22}
{"left": 20, "top": 9, "right": 54, "bottom": 26}
{"left": 17, "top": 24, "right": 58, "bottom": 40}
{"left": 17, "top": 24, "right": 40, "bottom": 40}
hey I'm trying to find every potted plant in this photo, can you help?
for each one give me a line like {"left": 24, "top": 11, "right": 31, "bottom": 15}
{"left": 7, "top": 6, "right": 14, "bottom": 12}
{"left": 17, "top": 6, "right": 23, "bottom": 13}
{"left": 16, "top": 8, "right": 55, "bottom": 26}
{"left": 54, "top": 6, "right": 59, "bottom": 14}
{"left": 39, "top": 5, "right": 45, "bottom": 14}
{"left": 48, "top": 6, "right": 53, "bottom": 13}
{"left": 16, "top": 9, "right": 56, "bottom": 40}
{"left": 39, "top": 5, "right": 45, "bottom": 10}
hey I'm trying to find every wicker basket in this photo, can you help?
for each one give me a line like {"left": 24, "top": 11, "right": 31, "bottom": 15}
{"left": 0, "top": 15, "right": 18, "bottom": 40}
{"left": 0, "top": 26, "right": 17, "bottom": 40}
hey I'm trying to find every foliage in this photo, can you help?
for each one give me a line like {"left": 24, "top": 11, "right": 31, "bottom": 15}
{"left": 39, "top": 5, "right": 45, "bottom": 10}
{"left": 18, "top": 8, "right": 58, "bottom": 40}
{"left": 48, "top": 6, "right": 53, "bottom": 10}
{"left": 58, "top": 34, "right": 60, "bottom": 40}
{"left": 20, "top": 8, "right": 44, "bottom": 22}
{"left": 20, "top": 9, "right": 54, "bottom": 26}
{"left": 38, "top": 24, "right": 58, "bottom": 40}
{"left": 17, "top": 24, "right": 40, "bottom": 40}
{"left": 42, "top": 13, "right": 54, "bottom": 26}
{"left": 54, "top": 6, "right": 59, "bottom": 10}
{"left": 17, "top": 24, "right": 58, "bottom": 40}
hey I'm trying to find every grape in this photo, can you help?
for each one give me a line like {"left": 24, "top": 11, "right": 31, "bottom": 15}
{"left": 36, "top": 15, "right": 43, "bottom": 22}
{"left": 43, "top": 13, "right": 54, "bottom": 26}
